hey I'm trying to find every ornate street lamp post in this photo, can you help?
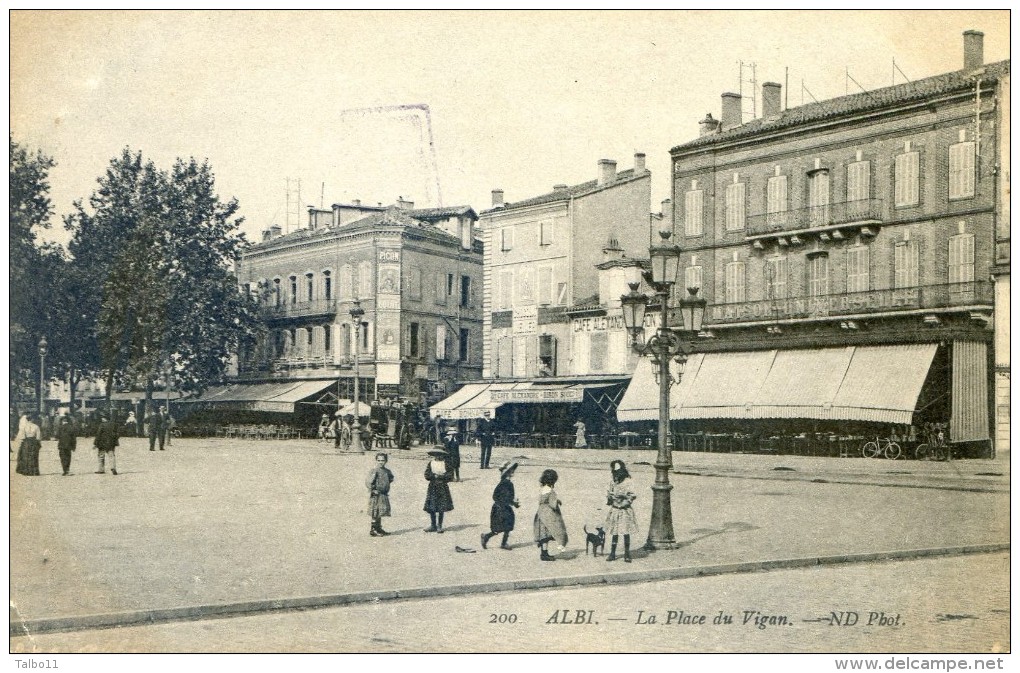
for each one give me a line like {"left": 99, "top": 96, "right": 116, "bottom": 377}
{"left": 349, "top": 299, "right": 366, "bottom": 453}
{"left": 37, "top": 336, "right": 48, "bottom": 416}
{"left": 620, "top": 231, "right": 706, "bottom": 550}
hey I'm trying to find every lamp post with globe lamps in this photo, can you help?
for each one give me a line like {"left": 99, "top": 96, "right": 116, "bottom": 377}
{"left": 37, "top": 336, "right": 48, "bottom": 416}
{"left": 349, "top": 300, "right": 366, "bottom": 453}
{"left": 620, "top": 231, "right": 706, "bottom": 550}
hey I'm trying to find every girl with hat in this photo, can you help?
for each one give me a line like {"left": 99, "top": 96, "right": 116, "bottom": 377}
{"left": 423, "top": 446, "right": 454, "bottom": 533}
{"left": 533, "top": 469, "right": 568, "bottom": 561}
{"left": 443, "top": 427, "right": 461, "bottom": 481}
{"left": 481, "top": 461, "right": 519, "bottom": 550}
{"left": 604, "top": 460, "right": 638, "bottom": 562}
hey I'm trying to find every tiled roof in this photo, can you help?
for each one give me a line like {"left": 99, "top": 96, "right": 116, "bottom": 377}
{"left": 567, "top": 294, "right": 603, "bottom": 312}
{"left": 481, "top": 168, "right": 646, "bottom": 215}
{"left": 410, "top": 205, "right": 477, "bottom": 221}
{"left": 672, "top": 60, "right": 1010, "bottom": 153}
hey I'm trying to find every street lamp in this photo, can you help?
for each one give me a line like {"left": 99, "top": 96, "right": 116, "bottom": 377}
{"left": 37, "top": 336, "right": 48, "bottom": 415}
{"left": 620, "top": 231, "right": 706, "bottom": 550}
{"left": 349, "top": 299, "right": 366, "bottom": 453}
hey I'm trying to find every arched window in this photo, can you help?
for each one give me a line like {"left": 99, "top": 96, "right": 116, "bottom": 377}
{"left": 306, "top": 273, "right": 314, "bottom": 302}
{"left": 289, "top": 276, "right": 298, "bottom": 305}
{"left": 323, "top": 270, "right": 332, "bottom": 301}
{"left": 273, "top": 278, "right": 282, "bottom": 307}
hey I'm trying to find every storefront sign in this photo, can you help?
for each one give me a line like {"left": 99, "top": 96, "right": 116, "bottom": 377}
{"left": 572, "top": 313, "right": 659, "bottom": 332}
{"left": 712, "top": 288, "right": 924, "bottom": 323}
{"left": 490, "top": 388, "right": 583, "bottom": 403}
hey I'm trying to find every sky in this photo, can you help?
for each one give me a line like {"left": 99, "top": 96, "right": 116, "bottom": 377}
{"left": 10, "top": 10, "right": 1011, "bottom": 246}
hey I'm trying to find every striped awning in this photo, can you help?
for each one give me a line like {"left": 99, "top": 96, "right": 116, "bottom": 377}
{"left": 617, "top": 344, "right": 938, "bottom": 425}
{"left": 177, "top": 380, "right": 337, "bottom": 413}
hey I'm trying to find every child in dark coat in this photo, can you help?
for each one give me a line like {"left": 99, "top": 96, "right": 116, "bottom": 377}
{"left": 423, "top": 447, "right": 454, "bottom": 533}
{"left": 481, "top": 461, "right": 519, "bottom": 550}
{"left": 366, "top": 452, "right": 394, "bottom": 536}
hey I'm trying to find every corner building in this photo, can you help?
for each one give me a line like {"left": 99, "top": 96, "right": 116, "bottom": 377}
{"left": 628, "top": 32, "right": 1007, "bottom": 456}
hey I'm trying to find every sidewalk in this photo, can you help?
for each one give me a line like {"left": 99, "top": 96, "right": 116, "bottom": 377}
{"left": 9, "top": 437, "right": 1010, "bottom": 636}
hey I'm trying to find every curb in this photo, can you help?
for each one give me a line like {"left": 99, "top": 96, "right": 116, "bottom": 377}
{"left": 10, "top": 543, "right": 1009, "bottom": 637}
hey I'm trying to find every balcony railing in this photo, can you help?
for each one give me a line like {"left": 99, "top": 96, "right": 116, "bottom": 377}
{"left": 261, "top": 298, "right": 338, "bottom": 319}
{"left": 747, "top": 198, "right": 884, "bottom": 238}
{"left": 708, "top": 281, "right": 993, "bottom": 325}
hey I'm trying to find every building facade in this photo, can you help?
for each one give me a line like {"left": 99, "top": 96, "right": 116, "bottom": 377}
{"left": 622, "top": 31, "right": 1007, "bottom": 456}
{"left": 228, "top": 200, "right": 483, "bottom": 422}
{"left": 431, "top": 156, "right": 653, "bottom": 439}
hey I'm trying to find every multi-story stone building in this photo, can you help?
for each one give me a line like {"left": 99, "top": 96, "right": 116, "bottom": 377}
{"left": 431, "top": 156, "right": 653, "bottom": 440}
{"left": 621, "top": 31, "right": 1008, "bottom": 457}
{"left": 194, "top": 199, "right": 483, "bottom": 426}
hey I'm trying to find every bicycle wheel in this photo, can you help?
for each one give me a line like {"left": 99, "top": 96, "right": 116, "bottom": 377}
{"left": 914, "top": 444, "right": 930, "bottom": 460}
{"left": 862, "top": 441, "right": 880, "bottom": 458}
{"left": 884, "top": 442, "right": 902, "bottom": 460}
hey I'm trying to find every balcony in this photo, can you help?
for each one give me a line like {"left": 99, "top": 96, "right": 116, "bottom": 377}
{"left": 708, "top": 281, "right": 994, "bottom": 325}
{"left": 746, "top": 199, "right": 883, "bottom": 249}
{"left": 261, "top": 298, "right": 338, "bottom": 320}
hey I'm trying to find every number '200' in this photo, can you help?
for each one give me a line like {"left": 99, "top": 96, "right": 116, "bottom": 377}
{"left": 490, "top": 613, "right": 518, "bottom": 623}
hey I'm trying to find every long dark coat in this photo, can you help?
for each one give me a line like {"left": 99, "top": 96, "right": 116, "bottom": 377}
{"left": 95, "top": 421, "right": 119, "bottom": 452}
{"left": 443, "top": 436, "right": 461, "bottom": 470}
{"left": 489, "top": 478, "right": 516, "bottom": 532}
{"left": 423, "top": 460, "right": 454, "bottom": 513}
{"left": 56, "top": 421, "right": 77, "bottom": 453}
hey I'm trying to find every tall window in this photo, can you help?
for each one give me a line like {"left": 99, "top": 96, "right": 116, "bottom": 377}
{"left": 459, "top": 328, "right": 469, "bottom": 362}
{"left": 764, "top": 257, "right": 788, "bottom": 300}
{"left": 436, "top": 324, "right": 447, "bottom": 360}
{"left": 306, "top": 273, "right": 314, "bottom": 302}
{"left": 725, "top": 182, "right": 745, "bottom": 231}
{"left": 409, "top": 322, "right": 420, "bottom": 358}
{"left": 358, "top": 261, "right": 373, "bottom": 296}
{"left": 323, "top": 271, "right": 332, "bottom": 300}
{"left": 555, "top": 281, "right": 568, "bottom": 306}
{"left": 684, "top": 189, "right": 704, "bottom": 236}
{"left": 460, "top": 275, "right": 471, "bottom": 307}
{"left": 808, "top": 254, "right": 829, "bottom": 297}
{"left": 408, "top": 266, "right": 422, "bottom": 301}
{"left": 323, "top": 326, "right": 331, "bottom": 355}
{"left": 537, "top": 266, "right": 553, "bottom": 306}
{"left": 435, "top": 272, "right": 446, "bottom": 305}
{"left": 500, "top": 227, "right": 514, "bottom": 252}
{"left": 846, "top": 160, "right": 871, "bottom": 203}
{"left": 949, "top": 234, "right": 975, "bottom": 283}
{"left": 498, "top": 270, "right": 513, "bottom": 309}
{"left": 949, "top": 142, "right": 976, "bottom": 199}
{"left": 895, "top": 151, "right": 920, "bottom": 207}
{"left": 766, "top": 175, "right": 788, "bottom": 228}
{"left": 289, "top": 276, "right": 298, "bottom": 305}
{"left": 894, "top": 242, "right": 919, "bottom": 288}
{"left": 845, "top": 247, "right": 870, "bottom": 293}
{"left": 725, "top": 261, "right": 745, "bottom": 303}
{"left": 808, "top": 170, "right": 830, "bottom": 226}
{"left": 684, "top": 265, "right": 703, "bottom": 293}
{"left": 539, "top": 220, "right": 554, "bottom": 246}
{"left": 273, "top": 278, "right": 281, "bottom": 307}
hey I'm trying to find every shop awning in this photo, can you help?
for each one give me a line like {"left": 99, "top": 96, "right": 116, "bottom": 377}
{"left": 429, "top": 382, "right": 529, "bottom": 420}
{"left": 177, "top": 380, "right": 337, "bottom": 413}
{"left": 617, "top": 344, "right": 937, "bottom": 425}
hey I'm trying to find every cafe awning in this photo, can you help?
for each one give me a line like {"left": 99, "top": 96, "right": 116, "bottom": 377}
{"left": 177, "top": 380, "right": 337, "bottom": 414}
{"left": 617, "top": 344, "right": 938, "bottom": 425}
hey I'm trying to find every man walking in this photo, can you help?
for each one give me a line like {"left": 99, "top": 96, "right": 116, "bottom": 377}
{"left": 476, "top": 410, "right": 495, "bottom": 470}
{"left": 94, "top": 412, "right": 119, "bottom": 475}
{"left": 146, "top": 407, "right": 163, "bottom": 451}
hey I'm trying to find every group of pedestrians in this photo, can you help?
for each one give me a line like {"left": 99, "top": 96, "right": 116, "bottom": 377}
{"left": 364, "top": 437, "right": 640, "bottom": 563}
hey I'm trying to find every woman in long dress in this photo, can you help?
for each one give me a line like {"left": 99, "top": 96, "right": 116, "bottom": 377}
{"left": 533, "top": 468, "right": 568, "bottom": 561}
{"left": 15, "top": 413, "right": 43, "bottom": 476}
{"left": 604, "top": 460, "right": 638, "bottom": 562}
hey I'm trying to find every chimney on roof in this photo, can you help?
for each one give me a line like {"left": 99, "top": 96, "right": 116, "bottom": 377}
{"left": 352, "top": 199, "right": 361, "bottom": 206}
{"left": 634, "top": 153, "right": 647, "bottom": 174}
{"left": 269, "top": 224, "right": 282, "bottom": 240}
{"left": 396, "top": 196, "right": 414, "bottom": 210}
{"left": 602, "top": 236, "right": 624, "bottom": 261}
{"left": 598, "top": 159, "right": 617, "bottom": 186}
{"left": 553, "top": 183, "right": 568, "bottom": 192}
{"left": 964, "top": 30, "right": 984, "bottom": 70}
{"left": 698, "top": 113, "right": 721, "bottom": 136}
{"left": 721, "top": 93, "right": 742, "bottom": 131}
{"left": 762, "top": 82, "right": 782, "bottom": 119}
{"left": 661, "top": 198, "right": 673, "bottom": 224}
{"left": 491, "top": 189, "right": 504, "bottom": 207}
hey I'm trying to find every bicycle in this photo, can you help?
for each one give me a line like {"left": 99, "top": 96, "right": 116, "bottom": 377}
{"left": 861, "top": 435, "right": 902, "bottom": 460}
{"left": 914, "top": 427, "right": 948, "bottom": 461}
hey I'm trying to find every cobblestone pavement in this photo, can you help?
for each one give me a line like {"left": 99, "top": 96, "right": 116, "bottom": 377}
{"left": 10, "top": 552, "right": 1009, "bottom": 653}
{"left": 9, "top": 437, "right": 1009, "bottom": 640}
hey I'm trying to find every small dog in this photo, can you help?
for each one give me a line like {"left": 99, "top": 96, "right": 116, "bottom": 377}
{"left": 584, "top": 525, "right": 606, "bottom": 556}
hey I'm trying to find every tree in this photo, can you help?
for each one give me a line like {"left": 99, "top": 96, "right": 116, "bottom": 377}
{"left": 66, "top": 149, "right": 262, "bottom": 413}
{"left": 9, "top": 135, "right": 57, "bottom": 406}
